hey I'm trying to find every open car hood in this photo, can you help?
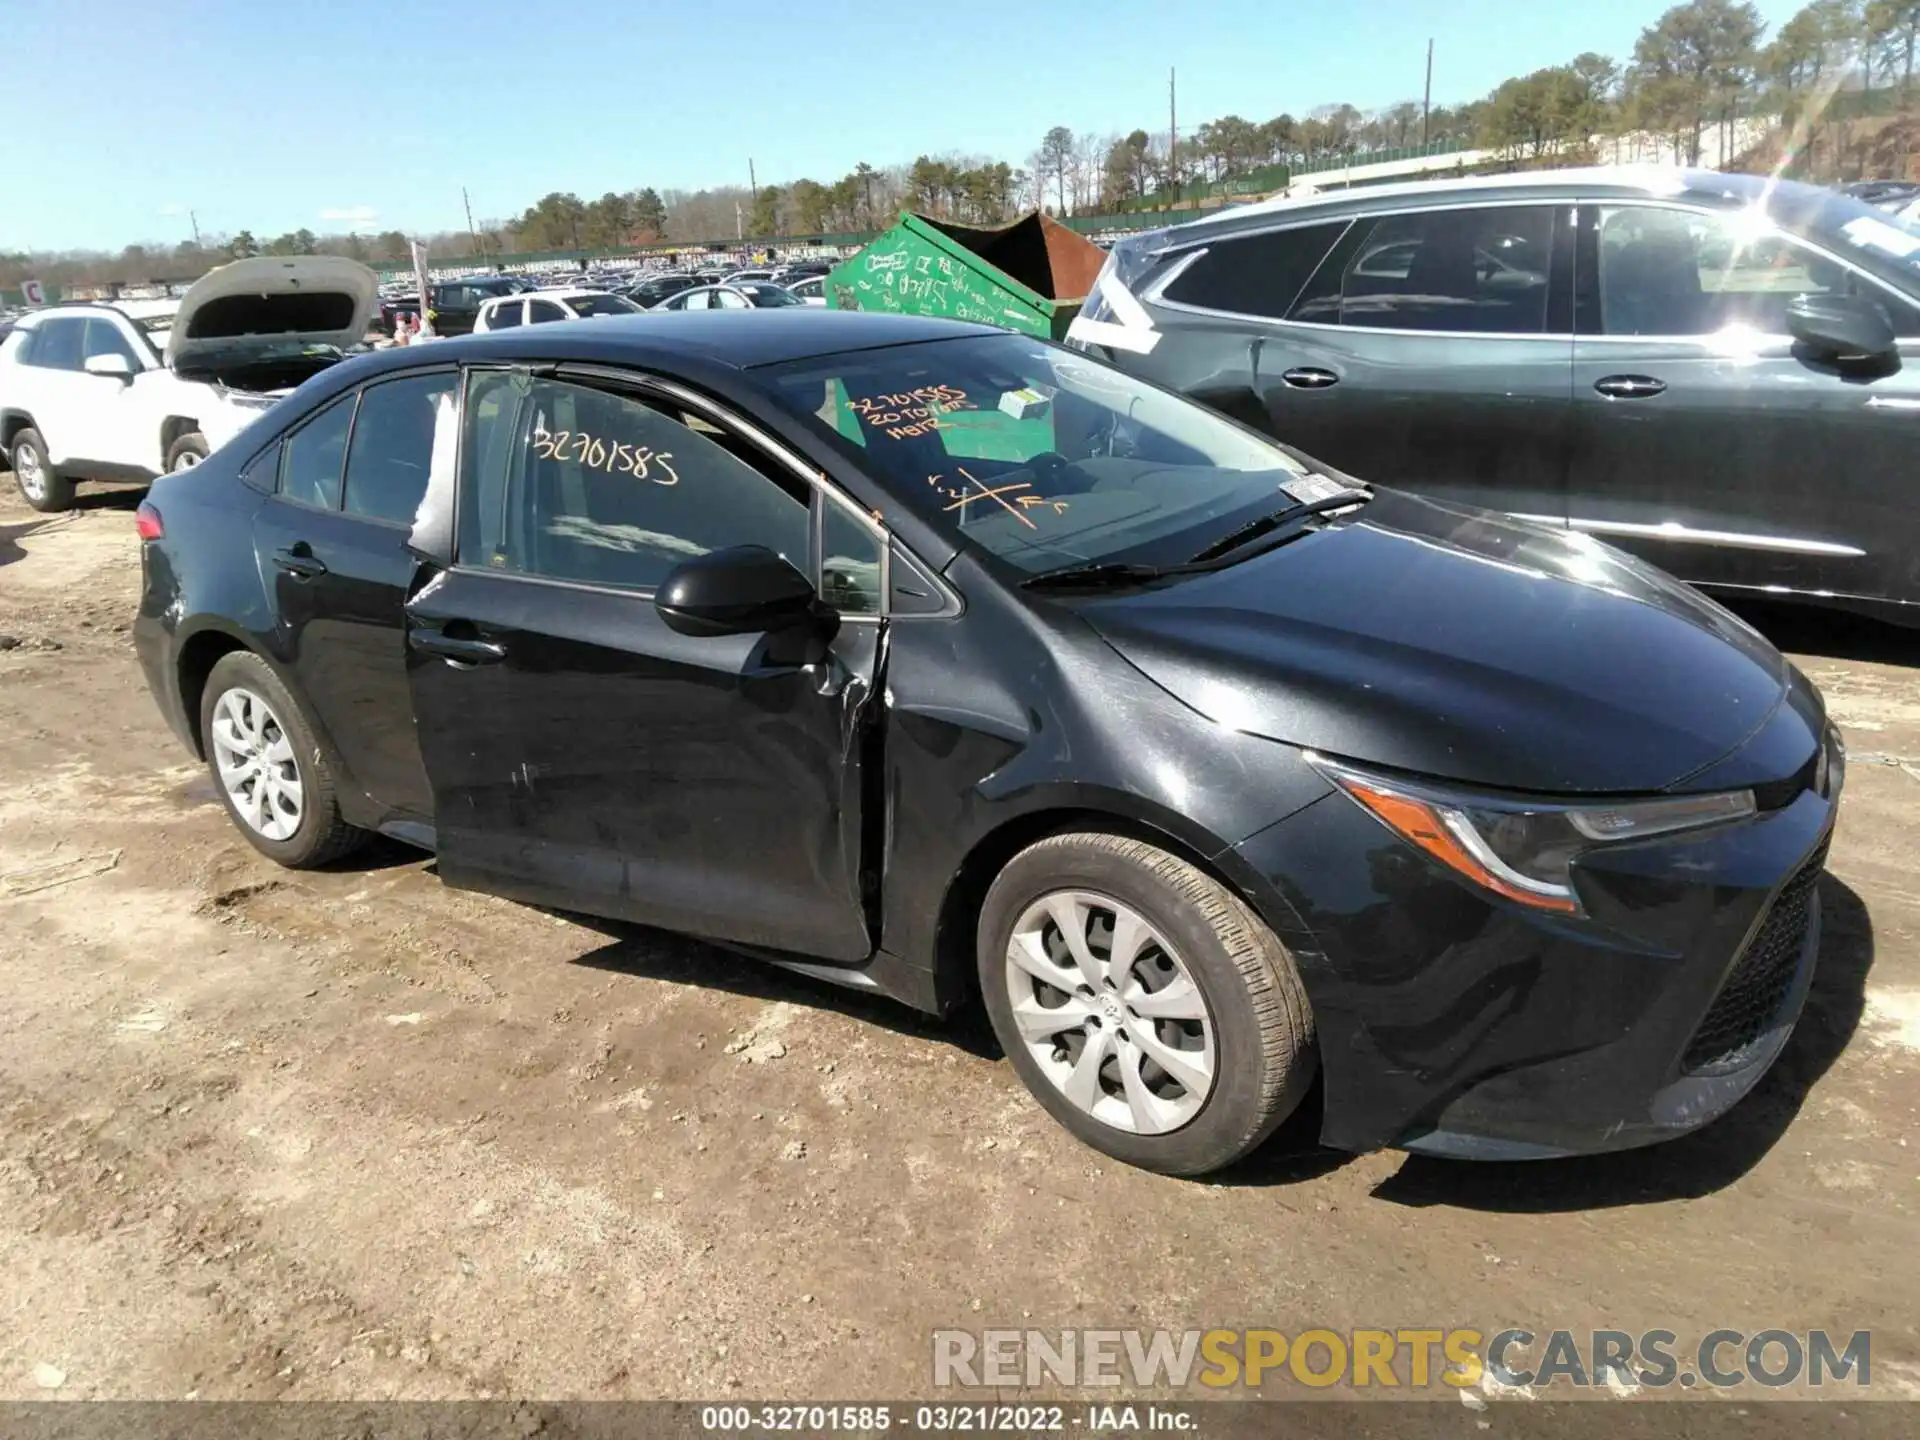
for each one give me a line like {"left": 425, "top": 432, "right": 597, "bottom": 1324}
{"left": 165, "top": 255, "right": 377, "bottom": 367}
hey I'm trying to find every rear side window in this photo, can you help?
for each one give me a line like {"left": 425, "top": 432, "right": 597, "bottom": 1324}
{"left": 22, "top": 317, "right": 85, "bottom": 370}
{"left": 278, "top": 392, "right": 356, "bottom": 509}
{"left": 1160, "top": 221, "right": 1348, "bottom": 319}
{"left": 527, "top": 300, "right": 567, "bottom": 323}
{"left": 1290, "top": 205, "right": 1556, "bottom": 334}
{"left": 343, "top": 372, "right": 456, "bottom": 525}
{"left": 487, "top": 300, "right": 522, "bottom": 328}
{"left": 457, "top": 371, "right": 809, "bottom": 592}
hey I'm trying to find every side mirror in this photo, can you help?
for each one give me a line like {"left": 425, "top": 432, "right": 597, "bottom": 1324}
{"left": 83, "top": 352, "right": 136, "bottom": 381}
{"left": 655, "top": 545, "right": 821, "bottom": 638}
{"left": 1786, "top": 293, "right": 1897, "bottom": 364}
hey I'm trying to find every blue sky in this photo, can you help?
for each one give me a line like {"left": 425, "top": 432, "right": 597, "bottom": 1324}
{"left": 5, "top": 0, "right": 1809, "bottom": 252}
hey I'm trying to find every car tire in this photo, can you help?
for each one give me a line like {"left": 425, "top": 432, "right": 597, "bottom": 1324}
{"left": 164, "top": 432, "right": 210, "bottom": 472}
{"left": 978, "top": 831, "right": 1316, "bottom": 1177}
{"left": 198, "top": 651, "right": 368, "bottom": 869}
{"left": 10, "top": 427, "right": 74, "bottom": 512}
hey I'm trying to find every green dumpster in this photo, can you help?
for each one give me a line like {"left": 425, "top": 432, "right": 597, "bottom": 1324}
{"left": 825, "top": 210, "right": 1105, "bottom": 340}
{"left": 823, "top": 211, "right": 1106, "bottom": 462}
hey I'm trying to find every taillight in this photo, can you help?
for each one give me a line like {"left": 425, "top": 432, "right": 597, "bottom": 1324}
{"left": 135, "top": 501, "right": 164, "bottom": 541}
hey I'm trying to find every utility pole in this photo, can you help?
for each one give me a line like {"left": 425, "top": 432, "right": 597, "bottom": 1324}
{"left": 1422, "top": 39, "right": 1434, "bottom": 148}
{"left": 189, "top": 209, "right": 201, "bottom": 247}
{"left": 462, "top": 186, "right": 486, "bottom": 261}
{"left": 1168, "top": 67, "right": 1178, "bottom": 206}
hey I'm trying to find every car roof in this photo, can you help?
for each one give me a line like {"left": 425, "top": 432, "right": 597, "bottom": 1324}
{"left": 1153, "top": 166, "right": 1800, "bottom": 243}
{"left": 352, "top": 309, "right": 997, "bottom": 374}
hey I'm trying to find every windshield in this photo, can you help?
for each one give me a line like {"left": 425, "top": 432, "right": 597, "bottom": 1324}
{"left": 761, "top": 334, "right": 1310, "bottom": 575}
{"left": 133, "top": 311, "right": 180, "bottom": 335}
{"left": 568, "top": 293, "right": 640, "bottom": 317}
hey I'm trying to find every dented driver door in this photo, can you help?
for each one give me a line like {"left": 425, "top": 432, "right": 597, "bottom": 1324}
{"left": 403, "top": 365, "right": 882, "bottom": 962}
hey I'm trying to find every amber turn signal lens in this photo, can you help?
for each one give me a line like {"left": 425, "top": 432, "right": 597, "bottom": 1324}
{"left": 1340, "top": 778, "right": 1581, "bottom": 915}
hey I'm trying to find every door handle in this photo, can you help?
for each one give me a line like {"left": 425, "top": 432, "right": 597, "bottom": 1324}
{"left": 1280, "top": 367, "right": 1340, "bottom": 390}
{"left": 1594, "top": 374, "right": 1667, "bottom": 399}
{"left": 272, "top": 545, "right": 327, "bottom": 580}
{"left": 409, "top": 623, "right": 507, "bottom": 666}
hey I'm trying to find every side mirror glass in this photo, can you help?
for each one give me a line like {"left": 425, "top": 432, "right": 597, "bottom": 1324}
{"left": 1786, "top": 293, "right": 1898, "bottom": 364}
{"left": 655, "top": 545, "right": 820, "bottom": 638}
{"left": 83, "top": 352, "right": 135, "bottom": 381}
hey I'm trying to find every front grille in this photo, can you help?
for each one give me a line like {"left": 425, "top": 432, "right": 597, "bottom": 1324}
{"left": 1682, "top": 841, "right": 1828, "bottom": 1075}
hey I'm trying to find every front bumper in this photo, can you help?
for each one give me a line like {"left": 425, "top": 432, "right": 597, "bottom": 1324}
{"left": 1229, "top": 734, "right": 1841, "bottom": 1159}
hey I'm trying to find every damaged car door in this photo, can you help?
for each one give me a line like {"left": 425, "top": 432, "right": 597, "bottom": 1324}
{"left": 403, "top": 365, "right": 885, "bottom": 961}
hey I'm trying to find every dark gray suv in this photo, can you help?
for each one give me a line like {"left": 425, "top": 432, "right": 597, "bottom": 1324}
{"left": 1070, "top": 168, "right": 1920, "bottom": 626}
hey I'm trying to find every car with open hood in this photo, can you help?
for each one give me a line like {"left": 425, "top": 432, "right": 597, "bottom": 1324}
{"left": 131, "top": 310, "right": 1842, "bottom": 1176}
{"left": 0, "top": 255, "right": 376, "bottom": 511}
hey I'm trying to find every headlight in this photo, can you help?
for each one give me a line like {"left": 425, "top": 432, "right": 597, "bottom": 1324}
{"left": 1307, "top": 754, "right": 1756, "bottom": 915}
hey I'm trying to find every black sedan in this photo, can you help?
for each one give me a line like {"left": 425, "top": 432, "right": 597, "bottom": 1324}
{"left": 133, "top": 311, "right": 1843, "bottom": 1175}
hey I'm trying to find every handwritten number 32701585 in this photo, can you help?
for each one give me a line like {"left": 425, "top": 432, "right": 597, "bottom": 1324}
{"left": 532, "top": 428, "right": 680, "bottom": 486}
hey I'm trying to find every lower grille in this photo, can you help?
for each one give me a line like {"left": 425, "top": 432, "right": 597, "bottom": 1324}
{"left": 1682, "top": 841, "right": 1828, "bottom": 1075}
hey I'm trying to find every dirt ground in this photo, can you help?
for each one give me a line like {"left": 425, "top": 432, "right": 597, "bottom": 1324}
{"left": 0, "top": 478, "right": 1917, "bottom": 1409}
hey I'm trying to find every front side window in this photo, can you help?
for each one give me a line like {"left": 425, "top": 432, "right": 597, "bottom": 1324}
{"left": 343, "top": 372, "right": 456, "bottom": 524}
{"left": 681, "top": 290, "right": 712, "bottom": 311}
{"left": 83, "top": 318, "right": 141, "bottom": 367}
{"left": 486, "top": 300, "right": 523, "bottom": 329}
{"left": 1594, "top": 204, "right": 1919, "bottom": 337}
{"left": 1160, "top": 220, "right": 1348, "bottom": 319}
{"left": 279, "top": 392, "right": 356, "bottom": 509}
{"left": 763, "top": 333, "right": 1310, "bottom": 577}
{"left": 457, "top": 371, "right": 810, "bottom": 592}
{"left": 1290, "top": 204, "right": 1555, "bottom": 334}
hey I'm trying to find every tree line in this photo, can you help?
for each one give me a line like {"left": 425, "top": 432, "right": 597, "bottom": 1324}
{"left": 7, "top": 0, "right": 1919, "bottom": 291}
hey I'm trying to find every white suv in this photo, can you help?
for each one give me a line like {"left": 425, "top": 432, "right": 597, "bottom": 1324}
{"left": 472, "top": 288, "right": 641, "bottom": 331}
{"left": 0, "top": 256, "right": 376, "bottom": 511}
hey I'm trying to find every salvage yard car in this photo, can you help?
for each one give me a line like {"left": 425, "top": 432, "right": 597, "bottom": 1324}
{"left": 1071, "top": 167, "right": 1920, "bottom": 626}
{"left": 133, "top": 310, "right": 1843, "bottom": 1175}
{"left": 473, "top": 288, "right": 643, "bottom": 331}
{"left": 1, "top": 256, "right": 377, "bottom": 511}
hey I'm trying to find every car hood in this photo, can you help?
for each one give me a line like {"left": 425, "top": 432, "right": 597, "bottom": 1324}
{"left": 1076, "top": 490, "right": 1792, "bottom": 795}
{"left": 166, "top": 255, "right": 378, "bottom": 367}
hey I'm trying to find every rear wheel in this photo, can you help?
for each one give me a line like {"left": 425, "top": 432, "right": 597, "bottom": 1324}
{"left": 978, "top": 831, "right": 1316, "bottom": 1176}
{"left": 199, "top": 651, "right": 367, "bottom": 869}
{"left": 164, "top": 432, "right": 209, "bottom": 472}
{"left": 10, "top": 428, "right": 74, "bottom": 512}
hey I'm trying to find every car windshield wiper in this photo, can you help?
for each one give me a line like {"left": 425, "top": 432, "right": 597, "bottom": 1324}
{"left": 1022, "top": 488, "right": 1372, "bottom": 593}
{"left": 1020, "top": 561, "right": 1169, "bottom": 592}
{"left": 1184, "top": 487, "right": 1372, "bottom": 565}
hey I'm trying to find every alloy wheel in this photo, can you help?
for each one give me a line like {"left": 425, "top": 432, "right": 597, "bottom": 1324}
{"left": 1004, "top": 890, "right": 1217, "bottom": 1134}
{"left": 209, "top": 687, "right": 304, "bottom": 842}
{"left": 14, "top": 444, "right": 46, "bottom": 502}
{"left": 169, "top": 451, "right": 200, "bottom": 472}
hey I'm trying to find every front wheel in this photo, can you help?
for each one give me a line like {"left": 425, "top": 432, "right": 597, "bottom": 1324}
{"left": 978, "top": 831, "right": 1316, "bottom": 1176}
{"left": 10, "top": 428, "right": 74, "bottom": 512}
{"left": 199, "top": 651, "right": 367, "bottom": 869}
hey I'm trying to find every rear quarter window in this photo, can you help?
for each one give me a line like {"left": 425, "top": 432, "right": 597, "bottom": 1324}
{"left": 1160, "top": 221, "right": 1349, "bottom": 319}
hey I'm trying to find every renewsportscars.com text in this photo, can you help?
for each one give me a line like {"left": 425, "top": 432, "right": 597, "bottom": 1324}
{"left": 932, "top": 1328, "right": 1872, "bottom": 1391}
